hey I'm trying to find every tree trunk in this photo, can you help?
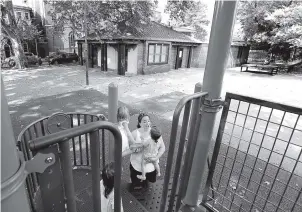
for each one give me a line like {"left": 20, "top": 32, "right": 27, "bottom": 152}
{"left": 35, "top": 39, "right": 39, "bottom": 57}
{"left": 2, "top": 1, "right": 26, "bottom": 69}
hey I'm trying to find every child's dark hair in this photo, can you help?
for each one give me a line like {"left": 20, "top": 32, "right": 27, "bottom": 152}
{"left": 137, "top": 112, "right": 149, "bottom": 128}
{"left": 101, "top": 162, "right": 115, "bottom": 199}
{"left": 117, "top": 106, "right": 130, "bottom": 122}
{"left": 150, "top": 126, "right": 161, "bottom": 143}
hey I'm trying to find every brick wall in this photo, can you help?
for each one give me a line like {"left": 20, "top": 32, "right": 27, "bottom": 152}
{"left": 181, "top": 47, "right": 190, "bottom": 68}
{"left": 191, "top": 43, "right": 245, "bottom": 68}
{"left": 191, "top": 44, "right": 208, "bottom": 68}
{"left": 136, "top": 42, "right": 144, "bottom": 75}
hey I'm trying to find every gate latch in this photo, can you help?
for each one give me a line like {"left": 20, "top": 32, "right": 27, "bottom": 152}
{"left": 201, "top": 97, "right": 225, "bottom": 113}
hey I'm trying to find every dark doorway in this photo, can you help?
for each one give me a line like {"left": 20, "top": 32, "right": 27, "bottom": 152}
{"left": 38, "top": 47, "right": 46, "bottom": 58}
{"left": 175, "top": 47, "right": 183, "bottom": 69}
{"left": 125, "top": 46, "right": 128, "bottom": 72}
{"left": 4, "top": 44, "right": 11, "bottom": 58}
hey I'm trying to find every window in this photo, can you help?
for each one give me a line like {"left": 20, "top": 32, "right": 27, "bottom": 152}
{"left": 25, "top": 12, "right": 29, "bottom": 20}
{"left": 148, "top": 44, "right": 169, "bottom": 64}
{"left": 69, "top": 32, "right": 75, "bottom": 49}
{"left": 16, "top": 12, "right": 22, "bottom": 20}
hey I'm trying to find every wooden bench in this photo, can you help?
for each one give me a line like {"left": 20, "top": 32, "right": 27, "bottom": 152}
{"left": 241, "top": 63, "right": 279, "bottom": 75}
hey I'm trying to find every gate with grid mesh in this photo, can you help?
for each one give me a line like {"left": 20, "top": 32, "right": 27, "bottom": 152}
{"left": 201, "top": 92, "right": 302, "bottom": 212}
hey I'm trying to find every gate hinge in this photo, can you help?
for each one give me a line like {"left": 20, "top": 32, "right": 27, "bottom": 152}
{"left": 201, "top": 97, "right": 226, "bottom": 113}
{"left": 20, "top": 151, "right": 56, "bottom": 174}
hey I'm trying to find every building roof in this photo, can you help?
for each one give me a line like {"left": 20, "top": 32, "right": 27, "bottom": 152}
{"left": 78, "top": 21, "right": 202, "bottom": 44}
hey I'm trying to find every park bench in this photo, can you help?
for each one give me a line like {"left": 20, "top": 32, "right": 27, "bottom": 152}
{"left": 240, "top": 63, "right": 279, "bottom": 75}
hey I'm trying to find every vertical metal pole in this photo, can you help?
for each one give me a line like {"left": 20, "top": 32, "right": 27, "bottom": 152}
{"left": 108, "top": 83, "right": 118, "bottom": 162}
{"left": 59, "top": 141, "right": 77, "bottom": 212}
{"left": 90, "top": 130, "right": 101, "bottom": 212}
{"left": 1, "top": 77, "right": 31, "bottom": 212}
{"left": 84, "top": 1, "right": 89, "bottom": 85}
{"left": 177, "top": 83, "right": 202, "bottom": 210}
{"left": 181, "top": 1, "right": 238, "bottom": 210}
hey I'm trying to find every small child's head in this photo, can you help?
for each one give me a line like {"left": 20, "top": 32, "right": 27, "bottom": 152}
{"left": 150, "top": 126, "right": 162, "bottom": 143}
{"left": 117, "top": 106, "right": 130, "bottom": 123}
{"left": 101, "top": 162, "right": 115, "bottom": 198}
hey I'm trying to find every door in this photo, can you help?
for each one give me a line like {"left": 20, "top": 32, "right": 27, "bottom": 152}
{"left": 175, "top": 47, "right": 183, "bottom": 69}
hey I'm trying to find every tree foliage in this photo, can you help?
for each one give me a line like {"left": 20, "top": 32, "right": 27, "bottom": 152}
{"left": 165, "top": 0, "right": 209, "bottom": 41}
{"left": 16, "top": 19, "right": 42, "bottom": 41}
{"left": 1, "top": 0, "right": 26, "bottom": 68}
{"left": 237, "top": 0, "right": 302, "bottom": 47}
{"left": 46, "top": 0, "right": 157, "bottom": 39}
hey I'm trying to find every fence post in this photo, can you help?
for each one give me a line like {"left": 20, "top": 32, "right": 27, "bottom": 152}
{"left": 181, "top": 1, "right": 238, "bottom": 211}
{"left": 1, "top": 77, "right": 31, "bottom": 212}
{"left": 108, "top": 82, "right": 118, "bottom": 162}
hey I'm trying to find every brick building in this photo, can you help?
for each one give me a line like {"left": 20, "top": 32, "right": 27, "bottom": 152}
{"left": 77, "top": 22, "right": 249, "bottom": 75}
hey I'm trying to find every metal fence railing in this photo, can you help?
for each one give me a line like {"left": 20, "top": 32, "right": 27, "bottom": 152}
{"left": 16, "top": 113, "right": 115, "bottom": 212}
{"left": 202, "top": 92, "right": 302, "bottom": 212}
{"left": 159, "top": 91, "right": 209, "bottom": 212}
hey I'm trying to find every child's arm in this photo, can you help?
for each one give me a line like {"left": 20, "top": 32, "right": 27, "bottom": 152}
{"left": 141, "top": 147, "right": 146, "bottom": 177}
{"left": 122, "top": 121, "right": 136, "bottom": 146}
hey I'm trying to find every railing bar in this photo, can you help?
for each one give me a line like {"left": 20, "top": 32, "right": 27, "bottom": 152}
{"left": 213, "top": 100, "right": 241, "bottom": 202}
{"left": 290, "top": 187, "right": 302, "bottom": 212}
{"left": 77, "top": 114, "right": 83, "bottom": 165}
{"left": 28, "top": 126, "right": 39, "bottom": 190}
{"left": 213, "top": 161, "right": 301, "bottom": 205}
{"left": 24, "top": 131, "right": 37, "bottom": 193}
{"left": 169, "top": 101, "right": 192, "bottom": 212}
{"left": 228, "top": 109, "right": 301, "bottom": 130}
{"left": 70, "top": 114, "right": 77, "bottom": 166}
{"left": 249, "top": 110, "right": 286, "bottom": 211}
{"left": 90, "top": 130, "right": 101, "bottom": 211}
{"left": 225, "top": 92, "right": 302, "bottom": 115}
{"left": 225, "top": 103, "right": 251, "bottom": 210}
{"left": 221, "top": 133, "right": 301, "bottom": 161}
{"left": 274, "top": 116, "right": 301, "bottom": 210}
{"left": 224, "top": 122, "right": 301, "bottom": 148}
{"left": 209, "top": 182, "right": 288, "bottom": 212}
{"left": 219, "top": 141, "right": 302, "bottom": 177}
{"left": 202, "top": 96, "right": 231, "bottom": 203}
{"left": 218, "top": 154, "right": 302, "bottom": 192}
{"left": 102, "top": 129, "right": 105, "bottom": 168}
{"left": 33, "top": 123, "right": 39, "bottom": 139}
{"left": 207, "top": 190, "right": 250, "bottom": 212}
{"left": 40, "top": 120, "right": 46, "bottom": 136}
{"left": 160, "top": 92, "right": 209, "bottom": 212}
{"left": 177, "top": 96, "right": 203, "bottom": 210}
{"left": 84, "top": 115, "right": 90, "bottom": 166}
{"left": 25, "top": 178, "right": 36, "bottom": 211}
{"left": 59, "top": 139, "right": 77, "bottom": 212}
{"left": 263, "top": 113, "right": 302, "bottom": 209}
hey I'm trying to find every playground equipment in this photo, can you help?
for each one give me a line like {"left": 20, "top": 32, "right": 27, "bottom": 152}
{"left": 2, "top": 1, "right": 302, "bottom": 212}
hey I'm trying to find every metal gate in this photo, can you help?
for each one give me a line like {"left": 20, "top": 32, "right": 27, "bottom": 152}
{"left": 201, "top": 93, "right": 302, "bottom": 212}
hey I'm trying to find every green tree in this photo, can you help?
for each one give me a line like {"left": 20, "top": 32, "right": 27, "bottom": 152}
{"left": 237, "top": 0, "right": 301, "bottom": 60}
{"left": 1, "top": 0, "right": 26, "bottom": 68}
{"left": 46, "top": 1, "right": 157, "bottom": 39}
{"left": 266, "top": 4, "right": 302, "bottom": 47}
{"left": 165, "top": 0, "right": 209, "bottom": 41}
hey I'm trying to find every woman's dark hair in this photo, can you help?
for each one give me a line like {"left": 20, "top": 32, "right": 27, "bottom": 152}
{"left": 101, "top": 162, "right": 115, "bottom": 199}
{"left": 150, "top": 126, "right": 161, "bottom": 143}
{"left": 137, "top": 112, "right": 150, "bottom": 128}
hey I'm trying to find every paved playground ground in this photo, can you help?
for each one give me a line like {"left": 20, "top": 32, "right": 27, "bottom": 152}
{"left": 2, "top": 64, "right": 302, "bottom": 210}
